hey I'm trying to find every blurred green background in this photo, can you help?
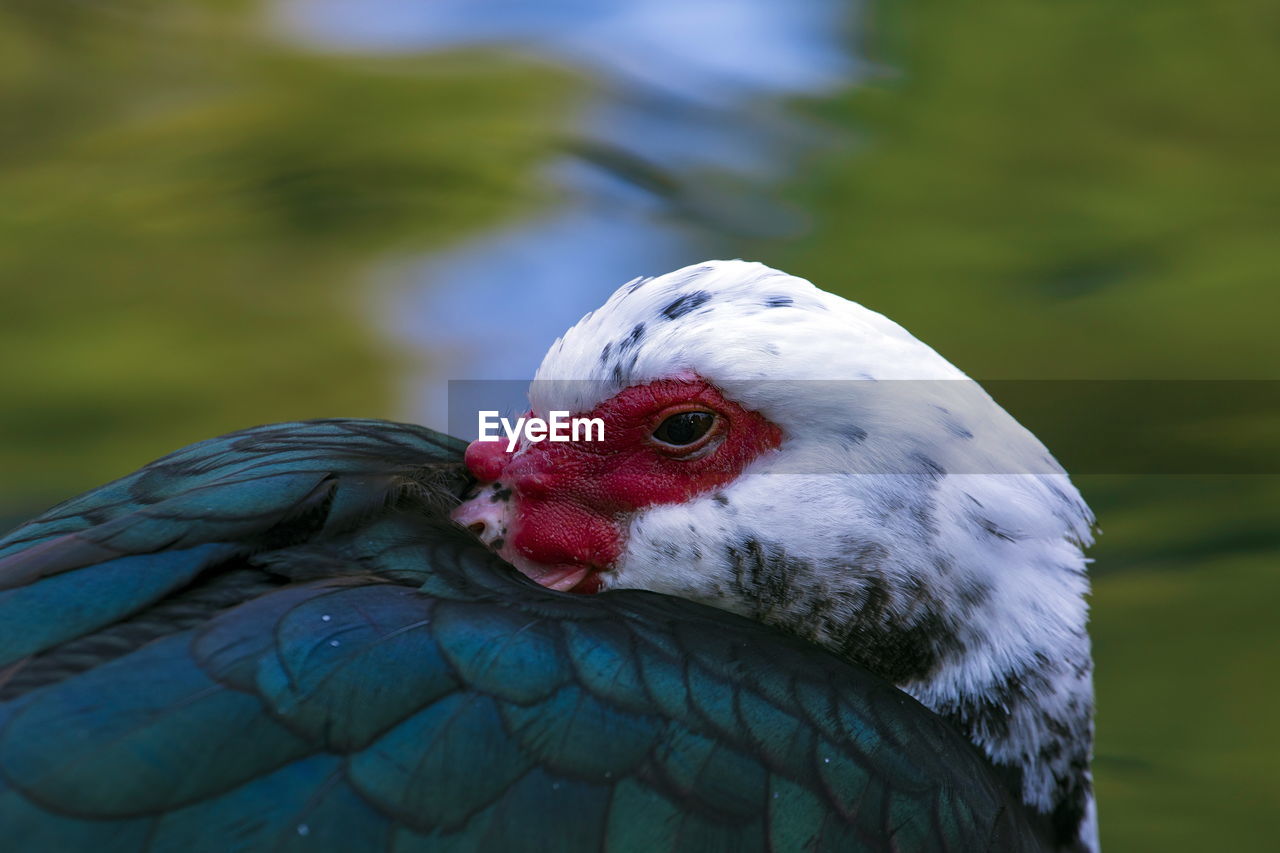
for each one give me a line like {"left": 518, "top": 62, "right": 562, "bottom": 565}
{"left": 1, "top": 1, "right": 1276, "bottom": 848}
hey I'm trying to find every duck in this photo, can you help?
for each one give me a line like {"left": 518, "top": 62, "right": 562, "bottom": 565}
{"left": 0, "top": 260, "right": 1094, "bottom": 851}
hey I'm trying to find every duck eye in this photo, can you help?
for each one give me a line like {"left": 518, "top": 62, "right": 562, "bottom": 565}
{"left": 652, "top": 411, "right": 716, "bottom": 447}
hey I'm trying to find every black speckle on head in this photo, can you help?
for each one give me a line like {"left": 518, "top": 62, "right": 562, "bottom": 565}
{"left": 842, "top": 539, "right": 891, "bottom": 572}
{"left": 661, "top": 290, "right": 711, "bottom": 320}
{"left": 956, "top": 575, "right": 993, "bottom": 609}
{"left": 626, "top": 275, "right": 654, "bottom": 295}
{"left": 910, "top": 501, "right": 940, "bottom": 537}
{"left": 600, "top": 342, "right": 612, "bottom": 363}
{"left": 712, "top": 493, "right": 730, "bottom": 506}
{"left": 1072, "top": 654, "right": 1093, "bottom": 678}
{"left": 1039, "top": 738, "right": 1064, "bottom": 763}
{"left": 1044, "top": 479, "right": 1089, "bottom": 536}
{"left": 840, "top": 425, "right": 869, "bottom": 445}
{"left": 727, "top": 538, "right": 797, "bottom": 617}
{"left": 873, "top": 492, "right": 939, "bottom": 538}
{"left": 968, "top": 511, "right": 1022, "bottom": 542}
{"left": 611, "top": 363, "right": 624, "bottom": 385}
{"left": 1046, "top": 481, "right": 1073, "bottom": 507}
{"left": 945, "top": 420, "right": 974, "bottom": 440}
{"left": 764, "top": 295, "right": 793, "bottom": 308}
{"left": 909, "top": 452, "right": 946, "bottom": 480}
{"left": 619, "top": 322, "right": 646, "bottom": 352}
{"left": 830, "top": 573, "right": 963, "bottom": 684}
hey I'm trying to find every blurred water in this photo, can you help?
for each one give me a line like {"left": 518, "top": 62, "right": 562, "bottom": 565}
{"left": 275, "top": 0, "right": 857, "bottom": 430}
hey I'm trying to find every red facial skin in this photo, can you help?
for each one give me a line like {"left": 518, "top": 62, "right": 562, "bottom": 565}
{"left": 457, "top": 378, "right": 782, "bottom": 593}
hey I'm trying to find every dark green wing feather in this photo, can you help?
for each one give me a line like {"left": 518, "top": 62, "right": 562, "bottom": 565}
{"left": 0, "top": 419, "right": 466, "bottom": 685}
{"left": 0, "top": 419, "right": 1047, "bottom": 852}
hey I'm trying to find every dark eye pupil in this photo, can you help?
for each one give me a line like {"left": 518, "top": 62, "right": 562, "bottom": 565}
{"left": 654, "top": 411, "right": 714, "bottom": 446}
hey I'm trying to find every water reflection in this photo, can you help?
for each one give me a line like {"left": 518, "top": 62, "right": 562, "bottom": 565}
{"left": 276, "top": 0, "right": 855, "bottom": 427}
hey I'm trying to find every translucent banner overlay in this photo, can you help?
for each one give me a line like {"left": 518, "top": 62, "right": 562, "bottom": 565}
{"left": 447, "top": 379, "right": 1280, "bottom": 475}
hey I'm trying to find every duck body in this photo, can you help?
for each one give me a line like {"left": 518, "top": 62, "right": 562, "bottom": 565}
{"left": 0, "top": 419, "right": 1048, "bottom": 851}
